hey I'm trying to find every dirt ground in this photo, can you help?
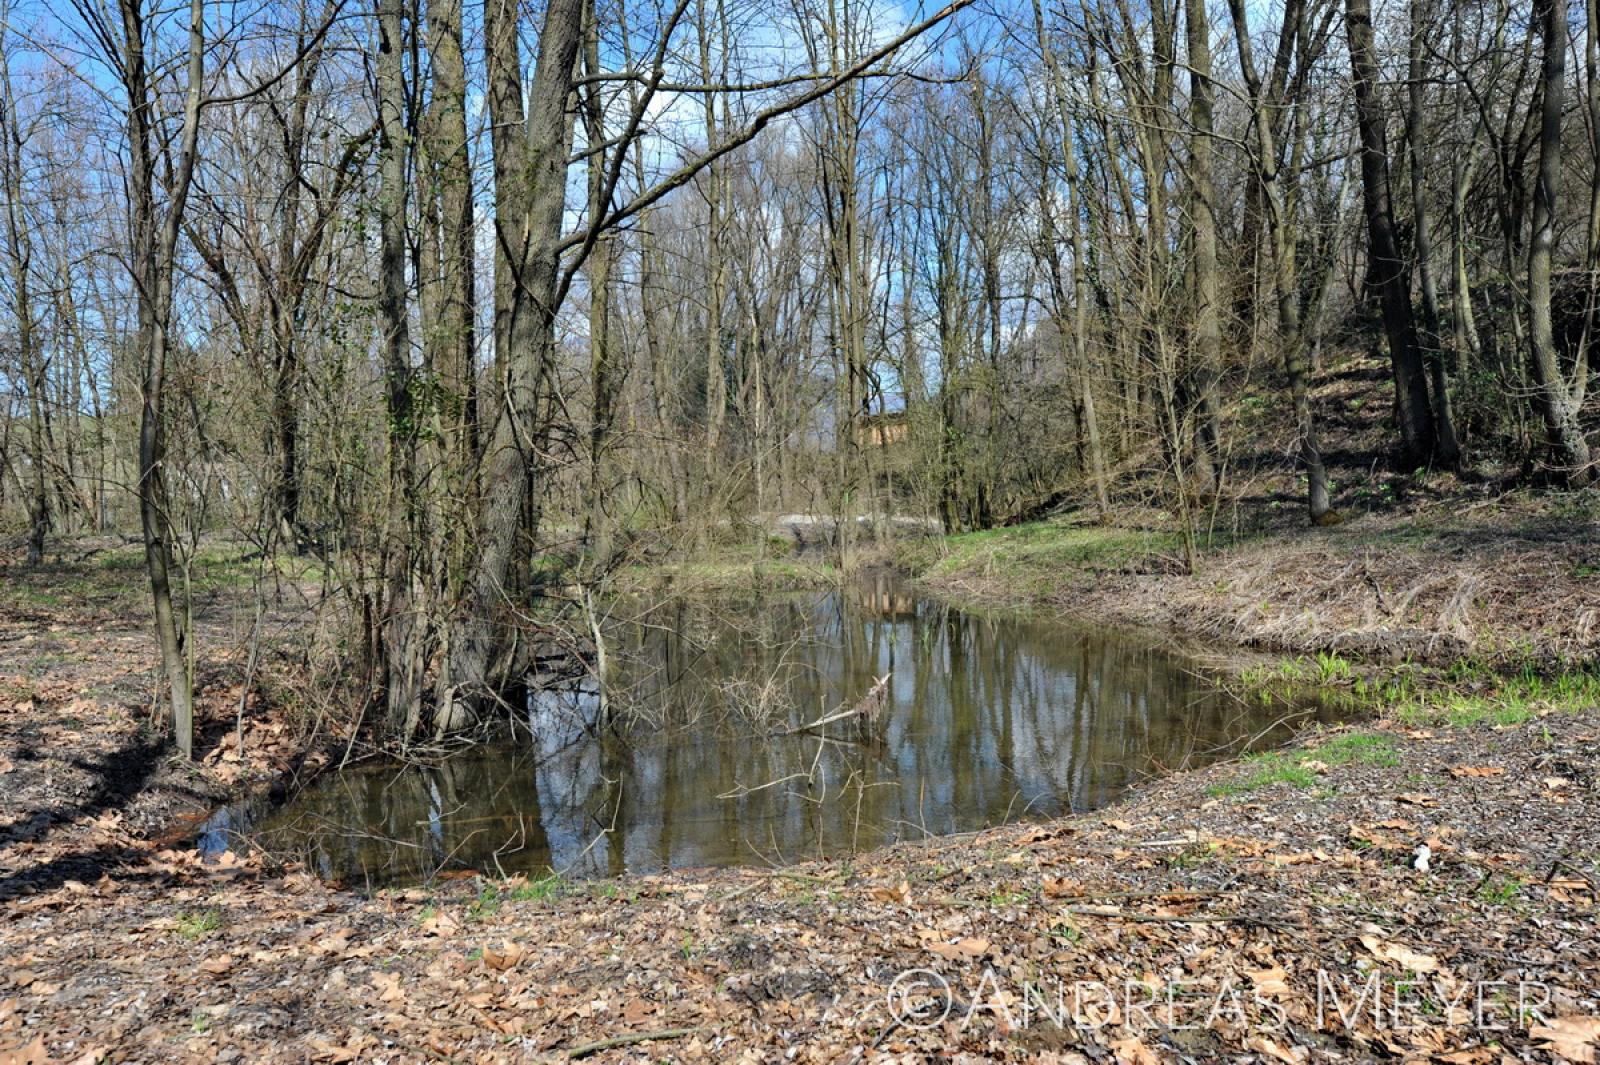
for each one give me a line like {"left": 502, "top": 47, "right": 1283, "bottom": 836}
{"left": 1, "top": 703, "right": 1597, "bottom": 1062}
{"left": 0, "top": 541, "right": 335, "bottom": 904}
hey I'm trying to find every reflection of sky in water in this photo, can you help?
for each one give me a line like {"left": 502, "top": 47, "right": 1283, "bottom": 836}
{"left": 215, "top": 575, "right": 1340, "bottom": 885}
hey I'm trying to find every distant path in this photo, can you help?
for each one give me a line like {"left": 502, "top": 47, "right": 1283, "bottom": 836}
{"left": 765, "top": 513, "right": 942, "bottom": 549}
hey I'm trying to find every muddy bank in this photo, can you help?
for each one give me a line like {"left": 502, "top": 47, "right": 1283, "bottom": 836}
{"left": 0, "top": 542, "right": 338, "bottom": 901}
{"left": 899, "top": 491, "right": 1600, "bottom": 671}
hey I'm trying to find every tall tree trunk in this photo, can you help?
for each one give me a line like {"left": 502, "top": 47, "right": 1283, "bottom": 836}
{"left": 482, "top": 0, "right": 528, "bottom": 424}
{"left": 696, "top": 0, "right": 727, "bottom": 486}
{"left": 120, "top": 0, "right": 204, "bottom": 757}
{"left": 1528, "top": 0, "right": 1596, "bottom": 483}
{"left": 0, "top": 44, "right": 48, "bottom": 562}
{"left": 582, "top": 7, "right": 616, "bottom": 565}
{"left": 1031, "top": 0, "right": 1109, "bottom": 518}
{"left": 1580, "top": 0, "right": 1600, "bottom": 405}
{"left": 1346, "top": 0, "right": 1438, "bottom": 467}
{"left": 438, "top": 0, "right": 585, "bottom": 726}
{"left": 1230, "top": 0, "right": 1332, "bottom": 522}
{"left": 1185, "top": 0, "right": 1222, "bottom": 500}
{"left": 1407, "top": 0, "right": 1461, "bottom": 467}
{"left": 377, "top": 0, "right": 427, "bottom": 738}
{"left": 422, "top": 0, "right": 477, "bottom": 471}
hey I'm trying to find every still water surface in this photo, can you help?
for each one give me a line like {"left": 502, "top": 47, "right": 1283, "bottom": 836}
{"left": 228, "top": 574, "right": 1335, "bottom": 885}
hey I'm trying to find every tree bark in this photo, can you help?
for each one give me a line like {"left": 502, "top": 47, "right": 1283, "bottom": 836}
{"left": 1346, "top": 0, "right": 1438, "bottom": 467}
{"left": 377, "top": 0, "right": 427, "bottom": 739}
{"left": 1031, "top": 0, "right": 1109, "bottom": 518}
{"left": 119, "top": 0, "right": 204, "bottom": 757}
{"left": 1185, "top": 0, "right": 1222, "bottom": 500}
{"left": 1527, "top": 0, "right": 1596, "bottom": 483}
{"left": 421, "top": 0, "right": 477, "bottom": 469}
{"left": 0, "top": 41, "right": 48, "bottom": 563}
{"left": 437, "top": 0, "right": 586, "bottom": 727}
{"left": 1407, "top": 0, "right": 1461, "bottom": 467}
{"left": 1229, "top": 0, "right": 1332, "bottom": 522}
{"left": 582, "top": 6, "right": 616, "bottom": 566}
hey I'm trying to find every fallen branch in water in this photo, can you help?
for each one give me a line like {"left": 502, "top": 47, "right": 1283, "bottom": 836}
{"left": 779, "top": 673, "right": 890, "bottom": 736}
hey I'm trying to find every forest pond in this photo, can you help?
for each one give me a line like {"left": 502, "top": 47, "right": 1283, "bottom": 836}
{"left": 210, "top": 574, "right": 1340, "bottom": 886}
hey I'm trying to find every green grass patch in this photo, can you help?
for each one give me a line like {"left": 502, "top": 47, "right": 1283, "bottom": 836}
{"left": 1388, "top": 666, "right": 1600, "bottom": 727}
{"left": 507, "top": 873, "right": 567, "bottom": 903}
{"left": 1207, "top": 730, "right": 1397, "bottom": 797}
{"left": 1476, "top": 874, "right": 1525, "bottom": 907}
{"left": 900, "top": 518, "right": 1182, "bottom": 602}
{"left": 175, "top": 907, "right": 224, "bottom": 940}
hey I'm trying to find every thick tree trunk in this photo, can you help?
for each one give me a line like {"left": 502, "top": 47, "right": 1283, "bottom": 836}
{"left": 1346, "top": 0, "right": 1438, "bottom": 467}
{"left": 377, "top": 0, "right": 427, "bottom": 739}
{"left": 1528, "top": 0, "right": 1596, "bottom": 483}
{"left": 437, "top": 0, "right": 585, "bottom": 728}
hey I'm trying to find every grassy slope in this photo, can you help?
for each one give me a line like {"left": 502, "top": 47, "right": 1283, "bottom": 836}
{"left": 900, "top": 347, "right": 1600, "bottom": 673}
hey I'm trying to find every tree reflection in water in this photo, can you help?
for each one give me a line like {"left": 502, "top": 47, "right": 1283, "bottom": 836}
{"left": 237, "top": 573, "right": 1339, "bottom": 885}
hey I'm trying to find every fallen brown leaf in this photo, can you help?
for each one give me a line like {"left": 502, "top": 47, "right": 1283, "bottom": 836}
{"left": 371, "top": 970, "right": 405, "bottom": 1004}
{"left": 1247, "top": 964, "right": 1291, "bottom": 1001}
{"left": 868, "top": 880, "right": 911, "bottom": 905}
{"left": 482, "top": 942, "right": 525, "bottom": 972}
{"left": 199, "top": 954, "right": 233, "bottom": 975}
{"left": 1109, "top": 1036, "right": 1161, "bottom": 1064}
{"left": 1530, "top": 1015, "right": 1600, "bottom": 1063}
{"left": 1248, "top": 1036, "right": 1307, "bottom": 1064}
{"left": 1358, "top": 931, "right": 1440, "bottom": 974}
{"left": 0, "top": 1034, "right": 49, "bottom": 1065}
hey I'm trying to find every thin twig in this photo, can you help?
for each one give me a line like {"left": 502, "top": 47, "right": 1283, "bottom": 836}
{"left": 568, "top": 1027, "right": 702, "bottom": 1058}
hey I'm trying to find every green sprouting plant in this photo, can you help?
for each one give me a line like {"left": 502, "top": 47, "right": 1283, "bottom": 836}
{"left": 467, "top": 884, "right": 502, "bottom": 922}
{"left": 1477, "top": 875, "right": 1524, "bottom": 907}
{"left": 507, "top": 874, "right": 566, "bottom": 903}
{"left": 176, "top": 908, "right": 224, "bottom": 940}
{"left": 1049, "top": 919, "right": 1082, "bottom": 944}
{"left": 1313, "top": 652, "right": 1353, "bottom": 683}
